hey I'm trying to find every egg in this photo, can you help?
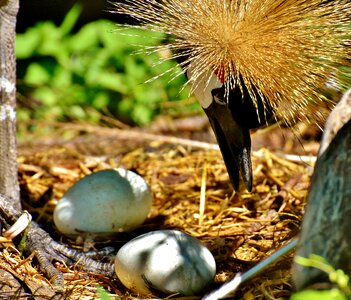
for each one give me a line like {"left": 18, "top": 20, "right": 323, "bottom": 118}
{"left": 53, "top": 168, "right": 152, "bottom": 237}
{"left": 115, "top": 230, "right": 216, "bottom": 296}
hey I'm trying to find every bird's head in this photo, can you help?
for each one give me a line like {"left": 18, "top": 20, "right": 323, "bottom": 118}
{"left": 185, "top": 64, "right": 271, "bottom": 191}
{"left": 112, "top": 0, "right": 351, "bottom": 191}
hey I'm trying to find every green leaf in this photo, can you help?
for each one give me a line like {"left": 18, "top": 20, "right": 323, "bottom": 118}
{"left": 68, "top": 105, "right": 86, "bottom": 119}
{"left": 132, "top": 104, "right": 154, "bottom": 125}
{"left": 96, "top": 286, "right": 115, "bottom": 300}
{"left": 68, "top": 22, "right": 99, "bottom": 52}
{"left": 290, "top": 289, "right": 347, "bottom": 300}
{"left": 101, "top": 27, "right": 165, "bottom": 50}
{"left": 16, "top": 28, "right": 41, "bottom": 58}
{"left": 92, "top": 93, "right": 109, "bottom": 109}
{"left": 36, "top": 22, "right": 65, "bottom": 57}
{"left": 24, "top": 63, "right": 51, "bottom": 85}
{"left": 59, "top": 4, "right": 82, "bottom": 36}
{"left": 32, "top": 87, "right": 57, "bottom": 106}
{"left": 51, "top": 67, "right": 72, "bottom": 88}
{"left": 90, "top": 72, "right": 128, "bottom": 93}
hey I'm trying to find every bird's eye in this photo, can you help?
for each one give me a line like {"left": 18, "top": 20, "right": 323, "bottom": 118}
{"left": 211, "top": 87, "right": 227, "bottom": 105}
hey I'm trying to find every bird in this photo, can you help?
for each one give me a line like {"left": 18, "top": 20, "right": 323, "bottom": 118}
{"left": 112, "top": 0, "right": 351, "bottom": 191}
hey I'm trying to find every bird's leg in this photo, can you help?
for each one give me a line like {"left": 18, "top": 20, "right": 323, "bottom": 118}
{"left": 0, "top": 195, "right": 115, "bottom": 289}
{"left": 25, "top": 223, "right": 115, "bottom": 288}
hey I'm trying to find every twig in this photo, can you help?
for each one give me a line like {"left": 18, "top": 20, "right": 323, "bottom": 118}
{"left": 199, "top": 161, "right": 208, "bottom": 224}
{"left": 203, "top": 238, "right": 299, "bottom": 300}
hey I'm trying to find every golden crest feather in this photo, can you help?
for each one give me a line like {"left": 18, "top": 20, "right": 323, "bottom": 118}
{"left": 112, "top": 0, "right": 351, "bottom": 125}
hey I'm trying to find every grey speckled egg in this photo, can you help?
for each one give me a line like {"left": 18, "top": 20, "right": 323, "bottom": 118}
{"left": 115, "top": 230, "right": 216, "bottom": 296}
{"left": 53, "top": 168, "right": 152, "bottom": 237}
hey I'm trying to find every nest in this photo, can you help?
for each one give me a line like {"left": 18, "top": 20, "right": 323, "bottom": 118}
{"left": 0, "top": 122, "right": 316, "bottom": 299}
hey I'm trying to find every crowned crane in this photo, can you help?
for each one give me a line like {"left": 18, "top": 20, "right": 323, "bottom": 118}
{"left": 112, "top": 0, "right": 351, "bottom": 191}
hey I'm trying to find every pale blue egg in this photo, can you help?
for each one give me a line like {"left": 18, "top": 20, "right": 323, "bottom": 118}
{"left": 115, "top": 230, "right": 216, "bottom": 296}
{"left": 54, "top": 168, "right": 152, "bottom": 237}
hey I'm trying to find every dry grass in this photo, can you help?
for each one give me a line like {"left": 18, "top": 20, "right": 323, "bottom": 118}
{"left": 0, "top": 123, "right": 315, "bottom": 299}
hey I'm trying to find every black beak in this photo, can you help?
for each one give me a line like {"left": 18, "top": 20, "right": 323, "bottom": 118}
{"left": 204, "top": 96, "right": 253, "bottom": 191}
{"left": 185, "top": 66, "right": 272, "bottom": 191}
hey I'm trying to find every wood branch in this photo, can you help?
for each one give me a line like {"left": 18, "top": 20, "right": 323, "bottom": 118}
{"left": 292, "top": 89, "right": 351, "bottom": 290}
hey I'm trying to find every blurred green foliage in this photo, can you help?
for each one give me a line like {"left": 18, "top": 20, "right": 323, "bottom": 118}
{"left": 16, "top": 4, "right": 194, "bottom": 126}
{"left": 96, "top": 286, "right": 114, "bottom": 300}
{"left": 290, "top": 255, "right": 351, "bottom": 300}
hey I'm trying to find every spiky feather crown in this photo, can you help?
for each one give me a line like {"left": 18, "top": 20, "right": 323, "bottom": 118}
{"left": 112, "top": 0, "right": 351, "bottom": 126}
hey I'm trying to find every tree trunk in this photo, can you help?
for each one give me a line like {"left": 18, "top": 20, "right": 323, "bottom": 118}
{"left": 0, "top": 0, "right": 20, "bottom": 210}
{"left": 292, "top": 89, "right": 351, "bottom": 290}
